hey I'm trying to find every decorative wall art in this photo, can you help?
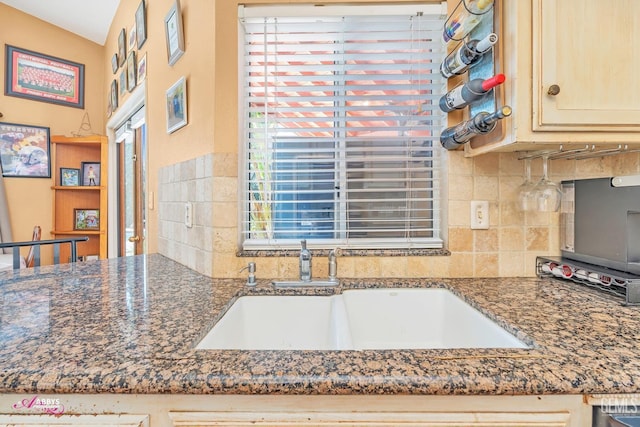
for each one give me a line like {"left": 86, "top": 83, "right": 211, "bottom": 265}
{"left": 128, "top": 24, "right": 137, "bottom": 52}
{"left": 119, "top": 69, "right": 127, "bottom": 96}
{"left": 4, "top": 45, "right": 85, "bottom": 109}
{"left": 0, "top": 122, "right": 51, "bottom": 178}
{"left": 118, "top": 29, "right": 126, "bottom": 66}
{"left": 137, "top": 53, "right": 147, "bottom": 84}
{"left": 127, "top": 51, "right": 137, "bottom": 91}
{"left": 111, "top": 53, "right": 119, "bottom": 74}
{"left": 136, "top": 0, "right": 147, "bottom": 49}
{"left": 164, "top": 0, "right": 185, "bottom": 66}
{"left": 165, "top": 77, "right": 187, "bottom": 133}
{"left": 110, "top": 79, "right": 118, "bottom": 111}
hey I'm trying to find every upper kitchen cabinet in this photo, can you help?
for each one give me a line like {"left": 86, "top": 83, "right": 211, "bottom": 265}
{"left": 465, "top": 0, "right": 640, "bottom": 156}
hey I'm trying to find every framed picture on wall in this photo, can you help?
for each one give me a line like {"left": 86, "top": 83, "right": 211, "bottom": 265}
{"left": 128, "top": 23, "right": 137, "bottom": 52}
{"left": 136, "top": 0, "right": 147, "bottom": 49}
{"left": 164, "top": 0, "right": 185, "bottom": 66}
{"left": 111, "top": 79, "right": 118, "bottom": 110}
{"left": 74, "top": 209, "right": 100, "bottom": 231}
{"left": 0, "top": 121, "right": 51, "bottom": 178}
{"left": 165, "top": 76, "right": 187, "bottom": 133}
{"left": 81, "top": 162, "right": 101, "bottom": 186}
{"left": 137, "top": 53, "right": 147, "bottom": 83}
{"left": 118, "top": 28, "right": 126, "bottom": 66}
{"left": 4, "top": 45, "right": 85, "bottom": 109}
{"left": 126, "top": 51, "right": 137, "bottom": 91}
{"left": 111, "top": 53, "right": 119, "bottom": 74}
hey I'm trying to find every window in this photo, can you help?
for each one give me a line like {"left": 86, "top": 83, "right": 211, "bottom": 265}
{"left": 239, "top": 4, "right": 447, "bottom": 250}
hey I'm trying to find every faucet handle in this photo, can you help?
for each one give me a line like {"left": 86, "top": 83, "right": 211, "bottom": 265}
{"left": 240, "top": 262, "right": 257, "bottom": 286}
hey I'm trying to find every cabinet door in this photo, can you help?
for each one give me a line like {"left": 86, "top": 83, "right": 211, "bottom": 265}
{"left": 534, "top": 0, "right": 640, "bottom": 131}
{"left": 169, "top": 410, "right": 573, "bottom": 426}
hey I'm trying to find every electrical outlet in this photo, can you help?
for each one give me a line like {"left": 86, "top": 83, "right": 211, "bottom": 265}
{"left": 470, "top": 200, "right": 489, "bottom": 230}
{"left": 184, "top": 202, "right": 193, "bottom": 228}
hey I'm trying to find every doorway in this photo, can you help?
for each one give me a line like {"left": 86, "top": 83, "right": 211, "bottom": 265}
{"left": 106, "top": 83, "right": 147, "bottom": 258}
{"left": 116, "top": 116, "right": 146, "bottom": 256}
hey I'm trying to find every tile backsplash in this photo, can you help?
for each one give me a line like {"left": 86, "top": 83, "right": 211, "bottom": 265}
{"left": 158, "top": 150, "right": 640, "bottom": 279}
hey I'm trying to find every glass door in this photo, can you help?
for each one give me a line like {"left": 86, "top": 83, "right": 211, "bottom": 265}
{"left": 116, "top": 112, "right": 147, "bottom": 256}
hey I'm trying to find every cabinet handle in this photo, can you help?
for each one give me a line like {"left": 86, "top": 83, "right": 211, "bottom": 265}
{"left": 547, "top": 84, "right": 560, "bottom": 96}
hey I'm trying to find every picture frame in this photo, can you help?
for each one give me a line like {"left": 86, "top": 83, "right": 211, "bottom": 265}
{"left": 60, "top": 168, "right": 80, "bottom": 186}
{"left": 4, "top": 45, "right": 85, "bottom": 109}
{"left": 137, "top": 53, "right": 147, "bottom": 84}
{"left": 111, "top": 79, "right": 118, "bottom": 110}
{"left": 111, "top": 53, "right": 119, "bottom": 74}
{"left": 81, "top": 162, "right": 101, "bottom": 186}
{"left": 119, "top": 69, "right": 127, "bottom": 96}
{"left": 136, "top": 0, "right": 147, "bottom": 49}
{"left": 0, "top": 122, "right": 51, "bottom": 178}
{"left": 164, "top": 0, "right": 185, "bottom": 66}
{"left": 74, "top": 209, "right": 100, "bottom": 231}
{"left": 118, "top": 29, "right": 126, "bottom": 66}
{"left": 165, "top": 76, "right": 187, "bottom": 133}
{"left": 127, "top": 51, "right": 137, "bottom": 91}
{"left": 128, "top": 24, "right": 137, "bottom": 52}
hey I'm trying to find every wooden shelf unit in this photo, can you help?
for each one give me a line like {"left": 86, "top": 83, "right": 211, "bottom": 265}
{"left": 51, "top": 135, "right": 108, "bottom": 261}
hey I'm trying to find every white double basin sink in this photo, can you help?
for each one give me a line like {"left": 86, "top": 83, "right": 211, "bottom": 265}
{"left": 196, "top": 288, "right": 528, "bottom": 350}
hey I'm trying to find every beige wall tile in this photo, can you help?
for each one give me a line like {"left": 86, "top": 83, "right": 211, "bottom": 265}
{"left": 474, "top": 228, "right": 498, "bottom": 252}
{"left": 499, "top": 227, "right": 524, "bottom": 252}
{"left": 449, "top": 227, "right": 473, "bottom": 252}
{"left": 525, "top": 227, "right": 550, "bottom": 251}
{"left": 474, "top": 253, "right": 499, "bottom": 277}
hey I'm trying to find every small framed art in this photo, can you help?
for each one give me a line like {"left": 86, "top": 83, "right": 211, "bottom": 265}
{"left": 127, "top": 51, "right": 137, "bottom": 91}
{"left": 81, "top": 162, "right": 100, "bottom": 186}
{"left": 136, "top": 0, "right": 147, "bottom": 49}
{"left": 164, "top": 0, "right": 185, "bottom": 66}
{"left": 60, "top": 168, "right": 80, "bottom": 186}
{"left": 118, "top": 29, "right": 126, "bottom": 66}
{"left": 165, "top": 76, "right": 187, "bottom": 133}
{"left": 74, "top": 209, "right": 100, "bottom": 231}
{"left": 111, "top": 79, "right": 118, "bottom": 110}
{"left": 111, "top": 53, "right": 119, "bottom": 74}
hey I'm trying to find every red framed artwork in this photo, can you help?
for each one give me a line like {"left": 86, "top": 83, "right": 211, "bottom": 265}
{"left": 4, "top": 45, "right": 85, "bottom": 109}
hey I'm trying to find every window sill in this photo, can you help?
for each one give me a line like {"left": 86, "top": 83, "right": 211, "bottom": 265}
{"left": 238, "top": 248, "right": 451, "bottom": 257}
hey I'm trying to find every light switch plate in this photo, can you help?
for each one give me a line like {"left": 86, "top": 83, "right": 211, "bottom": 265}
{"left": 470, "top": 200, "right": 489, "bottom": 230}
{"left": 184, "top": 202, "right": 193, "bottom": 228}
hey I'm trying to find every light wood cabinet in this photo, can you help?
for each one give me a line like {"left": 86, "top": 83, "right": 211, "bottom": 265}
{"left": 465, "top": 0, "right": 640, "bottom": 156}
{"left": 51, "top": 135, "right": 108, "bottom": 261}
{"left": 0, "top": 414, "right": 148, "bottom": 427}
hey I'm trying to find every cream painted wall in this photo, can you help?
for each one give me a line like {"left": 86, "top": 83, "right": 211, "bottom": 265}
{"left": 104, "top": 0, "right": 215, "bottom": 254}
{"left": 0, "top": 4, "right": 104, "bottom": 244}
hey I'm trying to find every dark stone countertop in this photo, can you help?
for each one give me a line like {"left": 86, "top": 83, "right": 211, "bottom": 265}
{"left": 0, "top": 253, "right": 638, "bottom": 395}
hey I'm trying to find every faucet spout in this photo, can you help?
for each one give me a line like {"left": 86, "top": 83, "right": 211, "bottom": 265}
{"left": 328, "top": 249, "right": 338, "bottom": 283}
{"left": 299, "top": 239, "right": 312, "bottom": 282}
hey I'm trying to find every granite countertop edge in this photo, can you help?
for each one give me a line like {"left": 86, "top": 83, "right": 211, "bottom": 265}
{"left": 0, "top": 254, "right": 638, "bottom": 396}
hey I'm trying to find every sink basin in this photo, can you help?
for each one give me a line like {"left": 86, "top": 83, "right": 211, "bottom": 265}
{"left": 196, "top": 288, "right": 528, "bottom": 350}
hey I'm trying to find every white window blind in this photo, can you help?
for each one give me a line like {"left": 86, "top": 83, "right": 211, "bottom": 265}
{"left": 239, "top": 4, "right": 447, "bottom": 250}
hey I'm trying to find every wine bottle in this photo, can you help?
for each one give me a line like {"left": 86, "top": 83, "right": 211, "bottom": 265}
{"left": 439, "top": 73, "right": 505, "bottom": 113}
{"left": 440, "top": 105, "right": 512, "bottom": 150}
{"left": 440, "top": 33, "right": 498, "bottom": 78}
{"left": 443, "top": 0, "right": 494, "bottom": 42}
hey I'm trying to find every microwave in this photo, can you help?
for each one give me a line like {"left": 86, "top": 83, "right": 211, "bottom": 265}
{"left": 560, "top": 175, "right": 640, "bottom": 275}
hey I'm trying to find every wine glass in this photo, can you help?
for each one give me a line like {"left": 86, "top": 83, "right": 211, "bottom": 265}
{"left": 517, "top": 158, "right": 536, "bottom": 211}
{"left": 534, "top": 155, "right": 562, "bottom": 212}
